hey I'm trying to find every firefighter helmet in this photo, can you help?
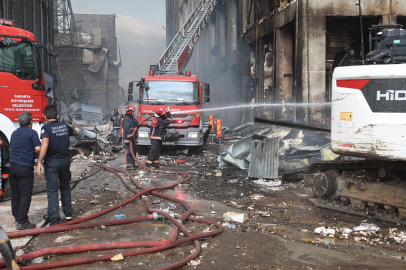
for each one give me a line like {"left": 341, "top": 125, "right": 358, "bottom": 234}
{"left": 126, "top": 106, "right": 135, "bottom": 113}
{"left": 154, "top": 107, "right": 167, "bottom": 117}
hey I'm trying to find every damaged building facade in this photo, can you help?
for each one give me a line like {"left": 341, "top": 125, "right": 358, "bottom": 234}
{"left": 166, "top": 0, "right": 406, "bottom": 127}
{"left": 55, "top": 14, "right": 121, "bottom": 113}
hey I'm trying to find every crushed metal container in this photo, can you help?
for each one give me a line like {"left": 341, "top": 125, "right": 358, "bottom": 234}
{"left": 81, "top": 104, "right": 103, "bottom": 125}
{"left": 248, "top": 137, "right": 279, "bottom": 179}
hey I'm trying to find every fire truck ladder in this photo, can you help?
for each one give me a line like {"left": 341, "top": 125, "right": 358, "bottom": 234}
{"left": 158, "top": 0, "right": 218, "bottom": 75}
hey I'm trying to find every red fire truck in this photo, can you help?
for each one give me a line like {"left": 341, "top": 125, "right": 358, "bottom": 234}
{"left": 127, "top": 0, "right": 217, "bottom": 154}
{"left": 0, "top": 19, "right": 50, "bottom": 143}
{"left": 128, "top": 69, "right": 210, "bottom": 155}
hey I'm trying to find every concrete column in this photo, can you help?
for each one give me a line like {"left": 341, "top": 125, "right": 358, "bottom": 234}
{"left": 228, "top": 0, "right": 238, "bottom": 52}
{"left": 301, "top": 14, "right": 326, "bottom": 125}
{"left": 166, "top": 0, "right": 177, "bottom": 47}
{"left": 383, "top": 0, "right": 397, "bottom": 25}
{"left": 275, "top": 27, "right": 294, "bottom": 121}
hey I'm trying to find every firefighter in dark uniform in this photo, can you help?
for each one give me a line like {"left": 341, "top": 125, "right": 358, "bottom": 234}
{"left": 0, "top": 223, "right": 20, "bottom": 269}
{"left": 146, "top": 107, "right": 172, "bottom": 168}
{"left": 122, "top": 106, "right": 139, "bottom": 170}
{"left": 0, "top": 134, "right": 10, "bottom": 202}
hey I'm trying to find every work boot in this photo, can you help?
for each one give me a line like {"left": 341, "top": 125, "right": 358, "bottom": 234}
{"left": 126, "top": 164, "right": 136, "bottom": 170}
{"left": 0, "top": 239, "right": 21, "bottom": 270}
{"left": 16, "top": 221, "right": 36, "bottom": 230}
{"left": 153, "top": 164, "right": 163, "bottom": 169}
{"left": 43, "top": 214, "right": 49, "bottom": 223}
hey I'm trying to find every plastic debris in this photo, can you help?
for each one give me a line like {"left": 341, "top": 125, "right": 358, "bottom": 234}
{"left": 228, "top": 224, "right": 236, "bottom": 229}
{"left": 111, "top": 253, "right": 124, "bottom": 261}
{"left": 343, "top": 228, "right": 353, "bottom": 234}
{"left": 176, "top": 160, "right": 186, "bottom": 164}
{"left": 251, "top": 194, "right": 265, "bottom": 200}
{"left": 115, "top": 214, "right": 126, "bottom": 219}
{"left": 188, "top": 259, "right": 201, "bottom": 266}
{"left": 258, "top": 211, "right": 271, "bottom": 217}
{"left": 31, "top": 257, "right": 44, "bottom": 263}
{"left": 353, "top": 223, "right": 380, "bottom": 233}
{"left": 314, "top": 227, "right": 325, "bottom": 234}
{"left": 223, "top": 212, "right": 248, "bottom": 223}
{"left": 313, "top": 227, "right": 336, "bottom": 236}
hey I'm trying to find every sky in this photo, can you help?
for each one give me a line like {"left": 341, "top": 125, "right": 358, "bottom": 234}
{"left": 70, "top": 0, "right": 166, "bottom": 91}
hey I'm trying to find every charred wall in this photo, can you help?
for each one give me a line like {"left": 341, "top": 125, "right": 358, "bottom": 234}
{"left": 56, "top": 14, "right": 120, "bottom": 113}
{"left": 166, "top": 0, "right": 406, "bottom": 128}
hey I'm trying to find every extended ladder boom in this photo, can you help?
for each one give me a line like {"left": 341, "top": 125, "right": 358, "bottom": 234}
{"left": 158, "top": 0, "right": 218, "bottom": 75}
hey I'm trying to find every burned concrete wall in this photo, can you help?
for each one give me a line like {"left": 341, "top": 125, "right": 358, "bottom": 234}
{"left": 166, "top": 0, "right": 406, "bottom": 128}
{"left": 56, "top": 14, "right": 120, "bottom": 113}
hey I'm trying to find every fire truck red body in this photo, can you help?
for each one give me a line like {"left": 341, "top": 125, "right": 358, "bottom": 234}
{"left": 0, "top": 19, "right": 47, "bottom": 142}
{"left": 130, "top": 70, "right": 210, "bottom": 154}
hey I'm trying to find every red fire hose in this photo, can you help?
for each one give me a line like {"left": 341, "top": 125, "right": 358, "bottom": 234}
{"left": 0, "top": 115, "right": 223, "bottom": 270}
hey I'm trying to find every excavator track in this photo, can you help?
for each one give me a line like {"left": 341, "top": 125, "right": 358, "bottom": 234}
{"left": 308, "top": 197, "right": 406, "bottom": 226}
{"left": 306, "top": 160, "right": 406, "bottom": 173}
{"left": 305, "top": 160, "right": 406, "bottom": 226}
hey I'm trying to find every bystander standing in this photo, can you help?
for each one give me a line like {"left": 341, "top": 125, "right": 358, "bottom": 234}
{"left": 36, "top": 105, "right": 78, "bottom": 226}
{"left": 9, "top": 112, "right": 41, "bottom": 230}
{"left": 109, "top": 108, "right": 123, "bottom": 144}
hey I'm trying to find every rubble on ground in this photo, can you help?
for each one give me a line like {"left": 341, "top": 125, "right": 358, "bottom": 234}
{"left": 308, "top": 223, "right": 406, "bottom": 245}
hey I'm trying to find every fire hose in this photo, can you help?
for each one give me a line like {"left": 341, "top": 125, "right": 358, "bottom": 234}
{"left": 0, "top": 115, "right": 223, "bottom": 270}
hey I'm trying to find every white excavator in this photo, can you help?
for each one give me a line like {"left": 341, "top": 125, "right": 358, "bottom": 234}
{"left": 256, "top": 24, "right": 406, "bottom": 225}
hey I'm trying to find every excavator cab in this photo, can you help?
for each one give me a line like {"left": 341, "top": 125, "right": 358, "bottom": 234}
{"left": 366, "top": 24, "right": 406, "bottom": 64}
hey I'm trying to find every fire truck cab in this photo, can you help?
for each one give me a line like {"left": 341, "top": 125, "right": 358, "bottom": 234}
{"left": 129, "top": 69, "right": 210, "bottom": 155}
{"left": 0, "top": 19, "right": 51, "bottom": 143}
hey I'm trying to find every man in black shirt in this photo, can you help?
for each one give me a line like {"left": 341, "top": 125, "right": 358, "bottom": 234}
{"left": 122, "top": 106, "right": 139, "bottom": 170}
{"left": 37, "top": 105, "right": 78, "bottom": 226}
{"left": 109, "top": 108, "right": 123, "bottom": 144}
{"left": 9, "top": 112, "right": 41, "bottom": 230}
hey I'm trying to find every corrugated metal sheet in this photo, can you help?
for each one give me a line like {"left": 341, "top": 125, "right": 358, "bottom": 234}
{"left": 248, "top": 137, "right": 279, "bottom": 179}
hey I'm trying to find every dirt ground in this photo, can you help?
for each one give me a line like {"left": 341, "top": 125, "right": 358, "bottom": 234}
{"left": 2, "top": 141, "right": 406, "bottom": 270}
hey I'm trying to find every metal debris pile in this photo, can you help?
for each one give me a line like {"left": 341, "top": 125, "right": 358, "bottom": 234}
{"left": 218, "top": 122, "right": 336, "bottom": 181}
{"left": 69, "top": 125, "right": 113, "bottom": 157}
{"left": 58, "top": 101, "right": 104, "bottom": 125}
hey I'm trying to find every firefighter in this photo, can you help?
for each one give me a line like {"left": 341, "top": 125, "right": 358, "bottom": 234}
{"left": 123, "top": 106, "right": 139, "bottom": 170}
{"left": 146, "top": 107, "right": 172, "bottom": 168}
{"left": 0, "top": 224, "right": 21, "bottom": 269}
{"left": 0, "top": 134, "right": 10, "bottom": 202}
